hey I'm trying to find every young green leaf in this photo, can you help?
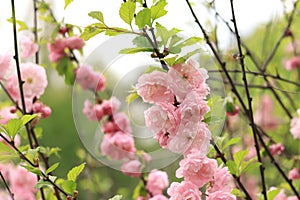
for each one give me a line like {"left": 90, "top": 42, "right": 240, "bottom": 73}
{"left": 62, "top": 180, "right": 77, "bottom": 194}
{"left": 136, "top": 8, "right": 151, "bottom": 29}
{"left": 233, "top": 150, "right": 249, "bottom": 168}
{"left": 133, "top": 36, "right": 152, "bottom": 48}
{"left": 126, "top": 92, "right": 139, "bottom": 104}
{"left": 67, "top": 163, "right": 86, "bottom": 182}
{"left": 35, "top": 179, "right": 53, "bottom": 189}
{"left": 119, "top": 1, "right": 136, "bottom": 26}
{"left": 7, "top": 18, "right": 28, "bottom": 31}
{"left": 46, "top": 162, "right": 60, "bottom": 175}
{"left": 22, "top": 165, "right": 43, "bottom": 176}
{"left": 88, "top": 11, "right": 105, "bottom": 23}
{"left": 223, "top": 137, "right": 241, "bottom": 150}
{"left": 226, "top": 160, "right": 237, "bottom": 175}
{"left": 21, "top": 114, "right": 37, "bottom": 125}
{"left": 0, "top": 142, "right": 18, "bottom": 163}
{"left": 133, "top": 181, "right": 147, "bottom": 199}
{"left": 64, "top": 0, "right": 73, "bottom": 9}
{"left": 267, "top": 188, "right": 280, "bottom": 200}
{"left": 119, "top": 47, "right": 153, "bottom": 54}
{"left": 80, "top": 23, "right": 106, "bottom": 41}
{"left": 150, "top": 0, "right": 167, "bottom": 22}
{"left": 2, "top": 119, "right": 23, "bottom": 139}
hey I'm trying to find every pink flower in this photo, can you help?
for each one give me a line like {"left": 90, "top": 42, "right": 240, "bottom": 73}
{"left": 20, "top": 35, "right": 38, "bottom": 58}
{"left": 168, "top": 59, "right": 209, "bottom": 101}
{"left": 101, "top": 97, "right": 121, "bottom": 116}
{"left": 254, "top": 94, "right": 279, "bottom": 130}
{"left": 76, "top": 64, "right": 106, "bottom": 92}
{"left": 0, "top": 106, "right": 17, "bottom": 124}
{"left": 176, "top": 152, "right": 217, "bottom": 187}
{"left": 287, "top": 196, "right": 299, "bottom": 200}
{"left": 48, "top": 36, "right": 84, "bottom": 62}
{"left": 6, "top": 62, "right": 47, "bottom": 101}
{"left": 113, "top": 112, "right": 132, "bottom": 134}
{"left": 226, "top": 105, "right": 240, "bottom": 116}
{"left": 206, "top": 191, "right": 236, "bottom": 200}
{"left": 0, "top": 52, "right": 12, "bottom": 80}
{"left": 288, "top": 168, "right": 300, "bottom": 180}
{"left": 167, "top": 181, "right": 202, "bottom": 200}
{"left": 136, "top": 71, "right": 175, "bottom": 104}
{"left": 83, "top": 100, "right": 97, "bottom": 121}
{"left": 207, "top": 166, "right": 234, "bottom": 193}
{"left": 284, "top": 56, "right": 300, "bottom": 70}
{"left": 179, "top": 91, "right": 209, "bottom": 123}
{"left": 144, "top": 103, "right": 180, "bottom": 135}
{"left": 273, "top": 189, "right": 287, "bottom": 200}
{"left": 146, "top": 170, "right": 169, "bottom": 195}
{"left": 121, "top": 159, "right": 141, "bottom": 177}
{"left": 32, "top": 102, "right": 51, "bottom": 118}
{"left": 167, "top": 122, "right": 211, "bottom": 155}
{"left": 290, "top": 109, "right": 300, "bottom": 139}
{"left": 269, "top": 143, "right": 284, "bottom": 156}
{"left": 100, "top": 131, "right": 136, "bottom": 160}
{"left": 9, "top": 166, "right": 37, "bottom": 200}
{"left": 149, "top": 195, "right": 169, "bottom": 200}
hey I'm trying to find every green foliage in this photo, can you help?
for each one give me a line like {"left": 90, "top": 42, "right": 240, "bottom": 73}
{"left": 223, "top": 137, "right": 241, "bottom": 150}
{"left": 67, "top": 162, "right": 86, "bottom": 182}
{"left": 80, "top": 23, "right": 106, "bottom": 41}
{"left": 132, "top": 181, "right": 147, "bottom": 199}
{"left": 64, "top": 0, "right": 73, "bottom": 9}
{"left": 119, "top": 1, "right": 136, "bottom": 27}
{"left": 126, "top": 92, "right": 139, "bottom": 104}
{"left": 55, "top": 57, "right": 75, "bottom": 85}
{"left": 0, "top": 142, "right": 19, "bottom": 163}
{"left": 62, "top": 180, "right": 77, "bottom": 194}
{"left": 136, "top": 9, "right": 151, "bottom": 29}
{"left": 119, "top": 47, "right": 153, "bottom": 54}
{"left": 88, "top": 11, "right": 105, "bottom": 23}
{"left": 7, "top": 18, "right": 28, "bottom": 31}
{"left": 22, "top": 164, "right": 43, "bottom": 176}
{"left": 46, "top": 162, "right": 60, "bottom": 175}
{"left": 150, "top": 0, "right": 167, "bottom": 23}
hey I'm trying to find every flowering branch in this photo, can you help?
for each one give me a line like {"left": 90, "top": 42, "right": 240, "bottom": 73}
{"left": 229, "top": 1, "right": 267, "bottom": 199}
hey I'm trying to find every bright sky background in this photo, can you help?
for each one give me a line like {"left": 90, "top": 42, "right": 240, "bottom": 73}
{"left": 0, "top": 0, "right": 288, "bottom": 55}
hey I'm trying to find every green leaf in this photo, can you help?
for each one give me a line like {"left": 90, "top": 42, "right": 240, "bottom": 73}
{"left": 225, "top": 102, "right": 236, "bottom": 113}
{"left": 62, "top": 180, "right": 77, "bottom": 195}
{"left": 7, "top": 18, "right": 28, "bottom": 31}
{"left": 133, "top": 36, "right": 152, "bottom": 48}
{"left": 144, "top": 66, "right": 166, "bottom": 73}
{"left": 150, "top": 0, "right": 167, "bottom": 22}
{"left": 162, "top": 56, "right": 178, "bottom": 66}
{"left": 21, "top": 165, "right": 43, "bottom": 176}
{"left": 231, "top": 188, "right": 246, "bottom": 198}
{"left": 226, "top": 160, "right": 237, "bottom": 175}
{"left": 55, "top": 57, "right": 75, "bottom": 85}
{"left": 35, "top": 179, "right": 52, "bottom": 189}
{"left": 0, "top": 142, "right": 18, "bottom": 163}
{"left": 126, "top": 92, "right": 139, "bottom": 104}
{"left": 155, "top": 23, "right": 170, "bottom": 46}
{"left": 267, "top": 189, "right": 280, "bottom": 200}
{"left": 21, "top": 114, "right": 37, "bottom": 125}
{"left": 80, "top": 23, "right": 106, "bottom": 41}
{"left": 241, "top": 162, "right": 261, "bottom": 174}
{"left": 109, "top": 195, "right": 123, "bottom": 200}
{"left": 133, "top": 181, "right": 147, "bottom": 199}
{"left": 2, "top": 119, "right": 23, "bottom": 139}
{"left": 64, "top": 0, "right": 73, "bottom": 9}
{"left": 119, "top": 1, "right": 136, "bottom": 26}
{"left": 171, "top": 37, "right": 202, "bottom": 50}
{"left": 223, "top": 137, "right": 241, "bottom": 150}
{"left": 67, "top": 163, "right": 86, "bottom": 182}
{"left": 233, "top": 150, "right": 249, "bottom": 168}
{"left": 119, "top": 47, "right": 153, "bottom": 54}
{"left": 136, "top": 8, "right": 151, "bottom": 29}
{"left": 46, "top": 162, "right": 60, "bottom": 175}
{"left": 104, "top": 27, "right": 131, "bottom": 36}
{"left": 88, "top": 11, "right": 105, "bottom": 23}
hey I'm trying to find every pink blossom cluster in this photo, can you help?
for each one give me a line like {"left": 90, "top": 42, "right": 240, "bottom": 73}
{"left": 270, "top": 187, "right": 298, "bottom": 200}
{"left": 136, "top": 60, "right": 236, "bottom": 199}
{"left": 139, "top": 60, "right": 211, "bottom": 154}
{"left": 20, "top": 34, "right": 39, "bottom": 59}
{"left": 47, "top": 36, "right": 84, "bottom": 62}
{"left": 4, "top": 62, "right": 51, "bottom": 119}
{"left": 290, "top": 109, "right": 300, "bottom": 139}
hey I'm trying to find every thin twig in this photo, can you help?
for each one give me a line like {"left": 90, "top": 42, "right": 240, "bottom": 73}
{"left": 0, "top": 171, "right": 14, "bottom": 200}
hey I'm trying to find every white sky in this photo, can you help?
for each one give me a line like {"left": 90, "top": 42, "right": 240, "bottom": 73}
{"left": 0, "top": 0, "right": 286, "bottom": 55}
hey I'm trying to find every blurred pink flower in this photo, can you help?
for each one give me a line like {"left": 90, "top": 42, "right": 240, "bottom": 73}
{"left": 32, "top": 102, "right": 51, "bottom": 118}
{"left": 149, "top": 195, "right": 169, "bottom": 200}
{"left": 287, "top": 196, "right": 299, "bottom": 200}
{"left": 121, "top": 159, "right": 141, "bottom": 177}
{"left": 254, "top": 94, "right": 279, "bottom": 130}
{"left": 269, "top": 143, "right": 284, "bottom": 156}
{"left": 288, "top": 168, "right": 300, "bottom": 180}
{"left": 146, "top": 170, "right": 169, "bottom": 195}
{"left": 100, "top": 131, "right": 136, "bottom": 160}
{"left": 144, "top": 103, "right": 180, "bottom": 135}
{"left": 136, "top": 71, "right": 175, "bottom": 104}
{"left": 207, "top": 166, "right": 234, "bottom": 194}
{"left": 6, "top": 62, "right": 47, "bottom": 101}
{"left": 113, "top": 112, "right": 132, "bottom": 134}
{"left": 284, "top": 56, "right": 300, "bottom": 70}
{"left": 9, "top": 166, "right": 37, "bottom": 200}
{"left": 273, "top": 189, "right": 287, "bottom": 200}
{"left": 76, "top": 64, "right": 106, "bottom": 92}
{"left": 48, "top": 36, "right": 84, "bottom": 62}
{"left": 0, "top": 106, "right": 17, "bottom": 124}
{"left": 206, "top": 191, "right": 236, "bottom": 200}
{"left": 290, "top": 109, "right": 300, "bottom": 139}
{"left": 176, "top": 152, "right": 217, "bottom": 187}
{"left": 101, "top": 97, "right": 120, "bottom": 116}
{"left": 83, "top": 100, "right": 97, "bottom": 121}
{"left": 20, "top": 35, "right": 38, "bottom": 58}
{"left": 0, "top": 189, "right": 11, "bottom": 200}
{"left": 0, "top": 52, "right": 12, "bottom": 80}
{"left": 167, "top": 181, "right": 201, "bottom": 200}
